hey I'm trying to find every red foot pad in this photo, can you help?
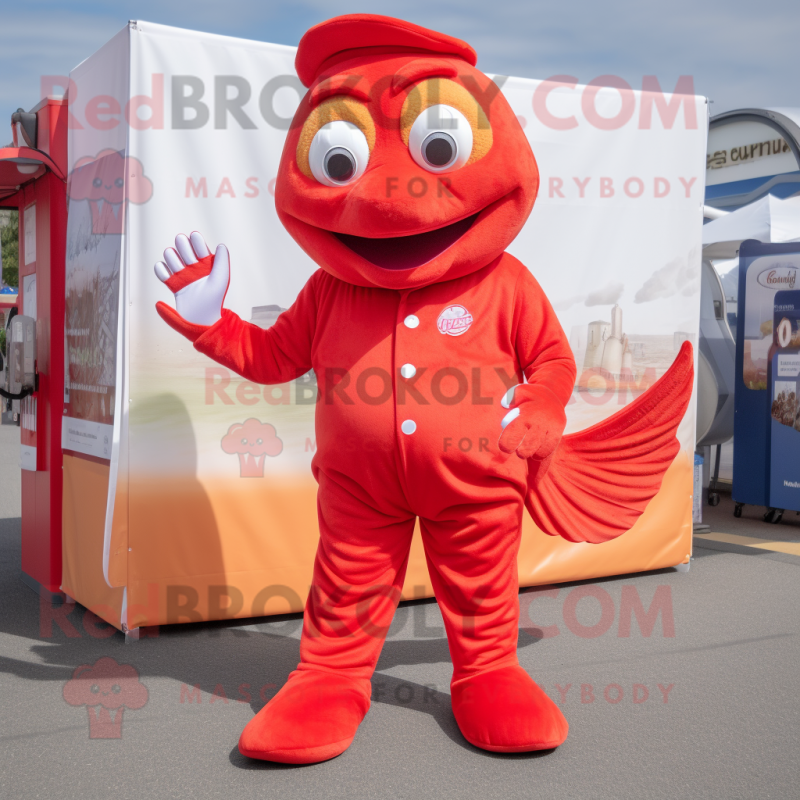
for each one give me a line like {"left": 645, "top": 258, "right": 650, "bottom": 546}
{"left": 451, "top": 665, "right": 568, "bottom": 752}
{"left": 238, "top": 670, "right": 371, "bottom": 764}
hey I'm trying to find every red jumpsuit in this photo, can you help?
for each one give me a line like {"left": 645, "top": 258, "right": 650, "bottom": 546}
{"left": 195, "top": 253, "right": 574, "bottom": 679}
{"left": 156, "top": 14, "right": 693, "bottom": 763}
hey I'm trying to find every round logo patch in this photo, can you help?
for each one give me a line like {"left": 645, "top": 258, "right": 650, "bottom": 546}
{"left": 437, "top": 304, "right": 473, "bottom": 336}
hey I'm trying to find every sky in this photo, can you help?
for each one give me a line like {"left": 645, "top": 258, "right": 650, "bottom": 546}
{"left": 1, "top": 0, "right": 799, "bottom": 133}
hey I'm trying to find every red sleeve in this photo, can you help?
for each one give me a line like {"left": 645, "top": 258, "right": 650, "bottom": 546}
{"left": 512, "top": 266, "right": 576, "bottom": 406}
{"left": 192, "top": 273, "right": 319, "bottom": 385}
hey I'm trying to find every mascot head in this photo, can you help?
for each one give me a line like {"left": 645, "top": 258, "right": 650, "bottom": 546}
{"left": 275, "top": 14, "right": 539, "bottom": 290}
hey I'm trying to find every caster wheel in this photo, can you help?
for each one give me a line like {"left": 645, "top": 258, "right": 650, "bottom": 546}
{"left": 733, "top": 504, "right": 743, "bottom": 518}
{"left": 708, "top": 493, "right": 720, "bottom": 507}
{"left": 763, "top": 508, "right": 784, "bottom": 524}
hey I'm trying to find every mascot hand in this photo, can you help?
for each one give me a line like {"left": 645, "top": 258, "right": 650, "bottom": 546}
{"left": 498, "top": 384, "right": 567, "bottom": 460}
{"left": 154, "top": 232, "right": 230, "bottom": 329}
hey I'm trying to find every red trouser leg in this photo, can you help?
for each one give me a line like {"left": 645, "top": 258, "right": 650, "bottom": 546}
{"left": 420, "top": 496, "right": 569, "bottom": 752}
{"left": 419, "top": 497, "right": 524, "bottom": 681}
{"left": 239, "top": 472, "right": 415, "bottom": 763}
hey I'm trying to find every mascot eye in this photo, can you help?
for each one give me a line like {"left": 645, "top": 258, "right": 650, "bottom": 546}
{"left": 115, "top": 178, "right": 124, "bottom": 188}
{"left": 324, "top": 149, "right": 355, "bottom": 182}
{"left": 308, "top": 120, "right": 369, "bottom": 186}
{"left": 93, "top": 177, "right": 102, "bottom": 188}
{"left": 408, "top": 105, "right": 473, "bottom": 173}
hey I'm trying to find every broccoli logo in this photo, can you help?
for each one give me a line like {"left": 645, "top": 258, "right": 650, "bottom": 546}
{"left": 62, "top": 657, "right": 148, "bottom": 739}
{"left": 67, "top": 149, "right": 153, "bottom": 234}
{"left": 221, "top": 418, "right": 283, "bottom": 477}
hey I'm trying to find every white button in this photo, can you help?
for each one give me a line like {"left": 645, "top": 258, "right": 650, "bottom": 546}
{"left": 404, "top": 315, "right": 419, "bottom": 329}
{"left": 400, "top": 363, "right": 416, "bottom": 379}
{"left": 401, "top": 420, "right": 417, "bottom": 435}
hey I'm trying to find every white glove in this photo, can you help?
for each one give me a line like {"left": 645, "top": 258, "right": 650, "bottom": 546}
{"left": 154, "top": 232, "right": 230, "bottom": 327}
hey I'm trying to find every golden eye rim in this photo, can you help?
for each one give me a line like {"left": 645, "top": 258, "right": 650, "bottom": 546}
{"left": 296, "top": 96, "right": 376, "bottom": 180}
{"left": 400, "top": 78, "right": 492, "bottom": 166}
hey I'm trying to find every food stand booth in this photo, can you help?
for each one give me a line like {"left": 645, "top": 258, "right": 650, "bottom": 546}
{"left": 7, "top": 22, "right": 707, "bottom": 637}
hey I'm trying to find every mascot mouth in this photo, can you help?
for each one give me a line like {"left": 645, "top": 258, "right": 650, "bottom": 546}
{"left": 333, "top": 212, "right": 480, "bottom": 270}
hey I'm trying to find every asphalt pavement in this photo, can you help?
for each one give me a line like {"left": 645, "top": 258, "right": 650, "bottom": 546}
{"left": 1, "top": 420, "right": 798, "bottom": 800}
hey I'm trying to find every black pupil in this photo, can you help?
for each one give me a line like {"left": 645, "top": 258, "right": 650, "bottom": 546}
{"left": 424, "top": 135, "right": 454, "bottom": 167}
{"left": 326, "top": 151, "right": 355, "bottom": 182}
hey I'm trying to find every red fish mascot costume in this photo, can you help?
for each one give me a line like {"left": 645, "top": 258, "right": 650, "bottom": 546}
{"left": 154, "top": 14, "right": 693, "bottom": 762}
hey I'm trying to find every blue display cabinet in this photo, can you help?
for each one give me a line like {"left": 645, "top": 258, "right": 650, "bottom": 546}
{"left": 733, "top": 240, "right": 800, "bottom": 519}
{"left": 765, "top": 289, "right": 800, "bottom": 523}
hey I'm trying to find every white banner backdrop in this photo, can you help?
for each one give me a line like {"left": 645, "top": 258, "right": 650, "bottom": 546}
{"left": 63, "top": 21, "right": 706, "bottom": 628}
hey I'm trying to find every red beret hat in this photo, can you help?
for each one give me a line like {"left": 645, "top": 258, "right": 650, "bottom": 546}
{"left": 295, "top": 14, "right": 478, "bottom": 87}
